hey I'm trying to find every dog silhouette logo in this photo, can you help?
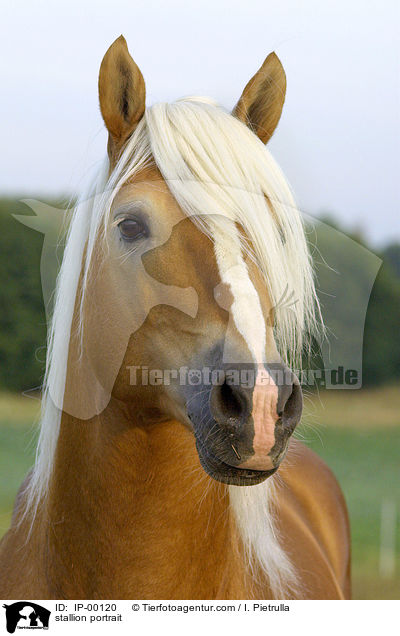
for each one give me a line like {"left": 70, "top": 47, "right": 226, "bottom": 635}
{"left": 3, "top": 602, "right": 50, "bottom": 633}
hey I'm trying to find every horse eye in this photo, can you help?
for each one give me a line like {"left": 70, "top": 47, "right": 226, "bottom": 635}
{"left": 117, "top": 218, "right": 148, "bottom": 242}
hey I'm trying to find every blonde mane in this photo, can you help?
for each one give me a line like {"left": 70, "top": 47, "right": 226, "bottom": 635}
{"left": 24, "top": 97, "right": 319, "bottom": 597}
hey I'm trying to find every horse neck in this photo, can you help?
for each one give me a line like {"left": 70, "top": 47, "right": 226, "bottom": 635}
{"left": 42, "top": 397, "right": 252, "bottom": 598}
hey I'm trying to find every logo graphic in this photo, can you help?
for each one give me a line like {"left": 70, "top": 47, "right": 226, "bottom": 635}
{"left": 3, "top": 602, "right": 50, "bottom": 633}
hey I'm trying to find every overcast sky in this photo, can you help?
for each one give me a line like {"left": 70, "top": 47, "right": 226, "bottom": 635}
{"left": 1, "top": 0, "right": 399, "bottom": 245}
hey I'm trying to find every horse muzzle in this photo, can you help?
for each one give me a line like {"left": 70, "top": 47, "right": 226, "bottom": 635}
{"left": 187, "top": 362, "right": 302, "bottom": 486}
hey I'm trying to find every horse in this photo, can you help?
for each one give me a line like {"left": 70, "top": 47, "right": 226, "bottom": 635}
{"left": 0, "top": 36, "right": 350, "bottom": 599}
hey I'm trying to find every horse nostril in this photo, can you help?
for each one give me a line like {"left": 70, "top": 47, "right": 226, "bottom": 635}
{"left": 280, "top": 379, "right": 303, "bottom": 428}
{"left": 220, "top": 381, "right": 243, "bottom": 417}
{"left": 210, "top": 380, "right": 250, "bottom": 424}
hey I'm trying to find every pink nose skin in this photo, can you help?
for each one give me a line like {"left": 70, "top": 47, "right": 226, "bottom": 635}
{"left": 238, "top": 367, "right": 278, "bottom": 471}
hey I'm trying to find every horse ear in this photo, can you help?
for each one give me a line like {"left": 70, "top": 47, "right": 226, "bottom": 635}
{"left": 233, "top": 52, "right": 286, "bottom": 144}
{"left": 98, "top": 35, "right": 146, "bottom": 161}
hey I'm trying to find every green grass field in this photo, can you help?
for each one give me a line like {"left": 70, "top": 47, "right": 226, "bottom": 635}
{"left": 299, "top": 386, "right": 400, "bottom": 599}
{"left": 0, "top": 387, "right": 399, "bottom": 599}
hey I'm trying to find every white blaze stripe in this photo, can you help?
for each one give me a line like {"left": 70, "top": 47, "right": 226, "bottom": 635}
{"left": 213, "top": 226, "right": 266, "bottom": 366}
{"left": 214, "top": 224, "right": 278, "bottom": 468}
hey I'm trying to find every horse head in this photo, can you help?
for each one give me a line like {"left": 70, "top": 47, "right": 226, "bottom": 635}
{"left": 58, "top": 37, "right": 317, "bottom": 488}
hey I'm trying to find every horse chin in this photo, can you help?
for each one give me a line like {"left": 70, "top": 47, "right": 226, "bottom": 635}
{"left": 195, "top": 441, "right": 278, "bottom": 487}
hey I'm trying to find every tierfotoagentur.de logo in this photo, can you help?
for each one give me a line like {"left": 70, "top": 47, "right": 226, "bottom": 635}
{"left": 2, "top": 603, "right": 50, "bottom": 633}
